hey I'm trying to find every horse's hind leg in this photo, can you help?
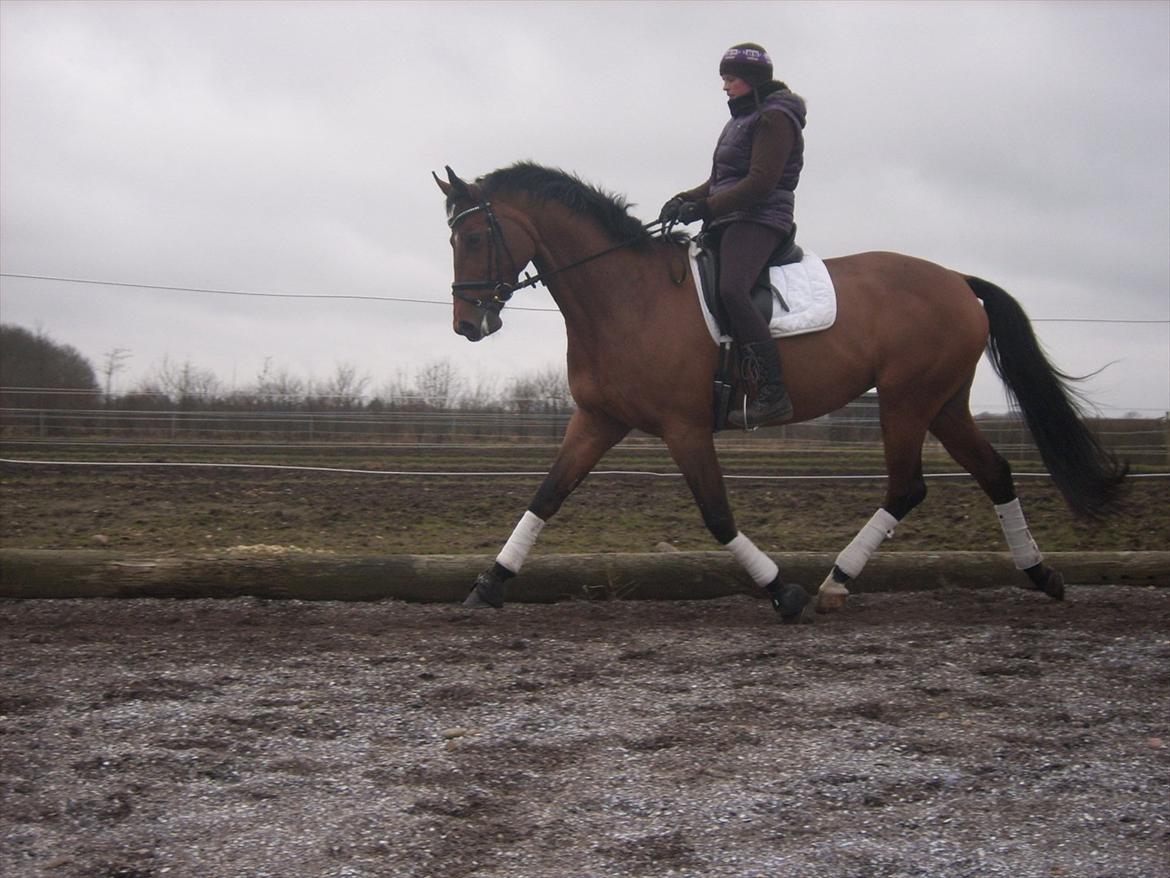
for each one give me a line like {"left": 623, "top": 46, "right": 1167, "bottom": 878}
{"left": 816, "top": 403, "right": 930, "bottom": 613}
{"left": 663, "top": 426, "right": 811, "bottom": 623}
{"left": 464, "top": 409, "right": 629, "bottom": 608}
{"left": 928, "top": 403, "right": 1064, "bottom": 600}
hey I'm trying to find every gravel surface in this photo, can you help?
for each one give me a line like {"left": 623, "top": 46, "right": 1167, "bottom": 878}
{"left": 2, "top": 586, "right": 1168, "bottom": 878}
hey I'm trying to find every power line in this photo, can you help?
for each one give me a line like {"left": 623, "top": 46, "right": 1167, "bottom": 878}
{"left": 0, "top": 273, "right": 559, "bottom": 313}
{"left": 3, "top": 272, "right": 1168, "bottom": 324}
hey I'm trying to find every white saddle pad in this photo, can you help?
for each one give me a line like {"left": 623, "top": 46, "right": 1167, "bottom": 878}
{"left": 691, "top": 245, "right": 837, "bottom": 345}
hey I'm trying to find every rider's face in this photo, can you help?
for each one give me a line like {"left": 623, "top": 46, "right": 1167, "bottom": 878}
{"left": 722, "top": 75, "right": 752, "bottom": 99}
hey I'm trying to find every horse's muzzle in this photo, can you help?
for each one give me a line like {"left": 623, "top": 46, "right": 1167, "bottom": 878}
{"left": 454, "top": 311, "right": 501, "bottom": 342}
{"left": 456, "top": 319, "right": 484, "bottom": 342}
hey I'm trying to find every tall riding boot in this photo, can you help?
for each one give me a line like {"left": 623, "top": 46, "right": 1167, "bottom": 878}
{"left": 728, "top": 341, "right": 794, "bottom": 429}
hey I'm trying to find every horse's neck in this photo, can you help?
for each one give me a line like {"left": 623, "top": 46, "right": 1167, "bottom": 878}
{"left": 527, "top": 205, "right": 655, "bottom": 332}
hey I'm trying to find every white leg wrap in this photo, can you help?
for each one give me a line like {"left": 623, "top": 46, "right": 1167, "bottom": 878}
{"left": 995, "top": 498, "right": 1043, "bottom": 570}
{"left": 495, "top": 510, "right": 545, "bottom": 574}
{"left": 834, "top": 508, "right": 899, "bottom": 579}
{"left": 726, "top": 532, "right": 779, "bottom": 587}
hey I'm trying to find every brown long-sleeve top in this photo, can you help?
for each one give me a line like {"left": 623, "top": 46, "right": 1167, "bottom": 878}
{"left": 680, "top": 110, "right": 797, "bottom": 220}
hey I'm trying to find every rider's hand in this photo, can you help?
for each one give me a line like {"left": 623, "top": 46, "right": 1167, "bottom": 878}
{"left": 677, "top": 200, "right": 708, "bottom": 225}
{"left": 658, "top": 196, "right": 685, "bottom": 223}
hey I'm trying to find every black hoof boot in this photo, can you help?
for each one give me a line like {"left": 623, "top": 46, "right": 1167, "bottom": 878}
{"left": 1024, "top": 563, "right": 1065, "bottom": 601}
{"left": 464, "top": 569, "right": 506, "bottom": 609}
{"left": 766, "top": 576, "right": 811, "bottom": 624}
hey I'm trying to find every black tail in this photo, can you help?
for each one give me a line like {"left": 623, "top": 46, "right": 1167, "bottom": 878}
{"left": 967, "top": 276, "right": 1127, "bottom": 518}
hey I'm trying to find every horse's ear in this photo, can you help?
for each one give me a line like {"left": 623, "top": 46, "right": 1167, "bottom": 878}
{"left": 445, "top": 165, "right": 472, "bottom": 199}
{"left": 433, "top": 170, "right": 453, "bottom": 197}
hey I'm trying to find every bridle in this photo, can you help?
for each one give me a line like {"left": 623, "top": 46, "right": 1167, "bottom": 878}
{"left": 448, "top": 200, "right": 525, "bottom": 314}
{"left": 448, "top": 197, "right": 678, "bottom": 315}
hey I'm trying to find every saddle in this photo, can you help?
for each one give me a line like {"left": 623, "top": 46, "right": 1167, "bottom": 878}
{"left": 695, "top": 226, "right": 804, "bottom": 432}
{"left": 694, "top": 225, "right": 804, "bottom": 338}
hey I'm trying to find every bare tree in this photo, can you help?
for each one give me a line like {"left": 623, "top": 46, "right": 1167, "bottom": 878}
{"left": 139, "top": 356, "right": 222, "bottom": 407}
{"left": 458, "top": 372, "right": 500, "bottom": 410}
{"left": 252, "top": 357, "right": 305, "bottom": 408}
{"left": 506, "top": 364, "right": 573, "bottom": 413}
{"left": 100, "top": 348, "right": 132, "bottom": 403}
{"left": 530, "top": 365, "right": 573, "bottom": 412}
{"left": 314, "top": 361, "right": 371, "bottom": 409}
{"left": 374, "top": 368, "right": 420, "bottom": 409}
{"left": 415, "top": 359, "right": 463, "bottom": 409}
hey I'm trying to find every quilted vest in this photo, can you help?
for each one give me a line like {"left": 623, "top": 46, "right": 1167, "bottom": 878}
{"left": 709, "top": 86, "right": 806, "bottom": 231}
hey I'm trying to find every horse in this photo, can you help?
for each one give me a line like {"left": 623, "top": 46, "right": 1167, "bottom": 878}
{"left": 434, "top": 162, "right": 1126, "bottom": 621}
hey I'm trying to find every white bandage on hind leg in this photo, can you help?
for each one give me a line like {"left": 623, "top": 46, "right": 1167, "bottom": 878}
{"left": 726, "top": 532, "right": 779, "bottom": 587}
{"left": 834, "top": 508, "right": 899, "bottom": 579}
{"left": 995, "top": 498, "right": 1043, "bottom": 570}
{"left": 495, "top": 510, "right": 546, "bottom": 574}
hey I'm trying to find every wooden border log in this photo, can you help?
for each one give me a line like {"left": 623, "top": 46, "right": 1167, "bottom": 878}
{"left": 1, "top": 549, "right": 1167, "bottom": 601}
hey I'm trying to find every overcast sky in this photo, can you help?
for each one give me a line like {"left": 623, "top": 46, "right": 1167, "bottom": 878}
{"left": 1, "top": 0, "right": 1167, "bottom": 415}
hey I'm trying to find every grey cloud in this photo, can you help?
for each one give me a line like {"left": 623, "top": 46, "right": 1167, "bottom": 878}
{"left": 1, "top": 0, "right": 1166, "bottom": 413}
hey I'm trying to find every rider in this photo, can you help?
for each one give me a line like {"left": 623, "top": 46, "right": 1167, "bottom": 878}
{"left": 661, "top": 42, "right": 807, "bottom": 427}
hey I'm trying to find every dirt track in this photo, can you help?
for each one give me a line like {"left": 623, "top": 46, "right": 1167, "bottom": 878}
{"left": 3, "top": 585, "right": 1168, "bottom": 878}
{"left": 3, "top": 461, "right": 1168, "bottom": 556}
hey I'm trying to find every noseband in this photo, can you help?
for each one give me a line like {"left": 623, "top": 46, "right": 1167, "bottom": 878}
{"left": 448, "top": 201, "right": 522, "bottom": 314}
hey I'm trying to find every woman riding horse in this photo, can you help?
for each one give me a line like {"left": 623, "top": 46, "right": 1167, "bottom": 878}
{"left": 660, "top": 42, "right": 806, "bottom": 429}
{"left": 437, "top": 163, "right": 1125, "bottom": 616}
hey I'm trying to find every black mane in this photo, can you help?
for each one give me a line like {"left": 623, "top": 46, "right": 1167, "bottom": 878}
{"left": 478, "top": 162, "right": 651, "bottom": 246}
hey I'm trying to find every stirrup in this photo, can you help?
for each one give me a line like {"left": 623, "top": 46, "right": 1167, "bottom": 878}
{"left": 729, "top": 389, "right": 793, "bottom": 430}
{"left": 738, "top": 396, "right": 759, "bottom": 432}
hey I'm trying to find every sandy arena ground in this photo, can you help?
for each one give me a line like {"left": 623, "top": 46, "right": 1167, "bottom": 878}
{"left": 2, "top": 585, "right": 1168, "bottom": 878}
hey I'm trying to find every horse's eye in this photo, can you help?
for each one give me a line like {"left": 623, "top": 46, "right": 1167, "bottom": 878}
{"left": 463, "top": 233, "right": 484, "bottom": 249}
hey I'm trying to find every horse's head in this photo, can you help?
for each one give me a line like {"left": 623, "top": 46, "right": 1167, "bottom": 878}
{"left": 434, "top": 166, "right": 536, "bottom": 342}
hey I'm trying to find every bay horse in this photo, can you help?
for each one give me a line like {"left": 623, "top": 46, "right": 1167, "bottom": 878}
{"left": 434, "top": 162, "right": 1125, "bottom": 621}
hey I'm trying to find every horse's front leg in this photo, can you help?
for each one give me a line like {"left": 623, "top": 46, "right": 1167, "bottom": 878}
{"left": 464, "top": 409, "right": 629, "bottom": 608}
{"left": 662, "top": 426, "right": 811, "bottom": 623}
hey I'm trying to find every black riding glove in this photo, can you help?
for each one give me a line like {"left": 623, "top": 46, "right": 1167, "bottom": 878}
{"left": 658, "top": 195, "right": 685, "bottom": 223}
{"left": 677, "top": 200, "right": 708, "bottom": 225}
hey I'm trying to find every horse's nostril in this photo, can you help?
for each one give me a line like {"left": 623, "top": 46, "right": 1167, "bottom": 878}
{"left": 456, "top": 320, "right": 482, "bottom": 341}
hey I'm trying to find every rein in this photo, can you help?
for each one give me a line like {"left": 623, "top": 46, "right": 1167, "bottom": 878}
{"left": 448, "top": 199, "right": 680, "bottom": 313}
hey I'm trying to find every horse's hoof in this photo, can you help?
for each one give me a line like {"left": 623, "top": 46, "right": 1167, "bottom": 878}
{"left": 815, "top": 577, "right": 849, "bottom": 614}
{"left": 462, "top": 590, "right": 500, "bottom": 610}
{"left": 1040, "top": 569, "right": 1065, "bottom": 601}
{"left": 463, "top": 570, "right": 505, "bottom": 609}
{"left": 767, "top": 579, "right": 812, "bottom": 624}
{"left": 784, "top": 590, "right": 816, "bottom": 625}
{"left": 1022, "top": 564, "right": 1065, "bottom": 602}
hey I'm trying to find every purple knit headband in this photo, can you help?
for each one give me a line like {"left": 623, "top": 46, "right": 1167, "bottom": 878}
{"left": 722, "top": 46, "right": 771, "bottom": 67}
